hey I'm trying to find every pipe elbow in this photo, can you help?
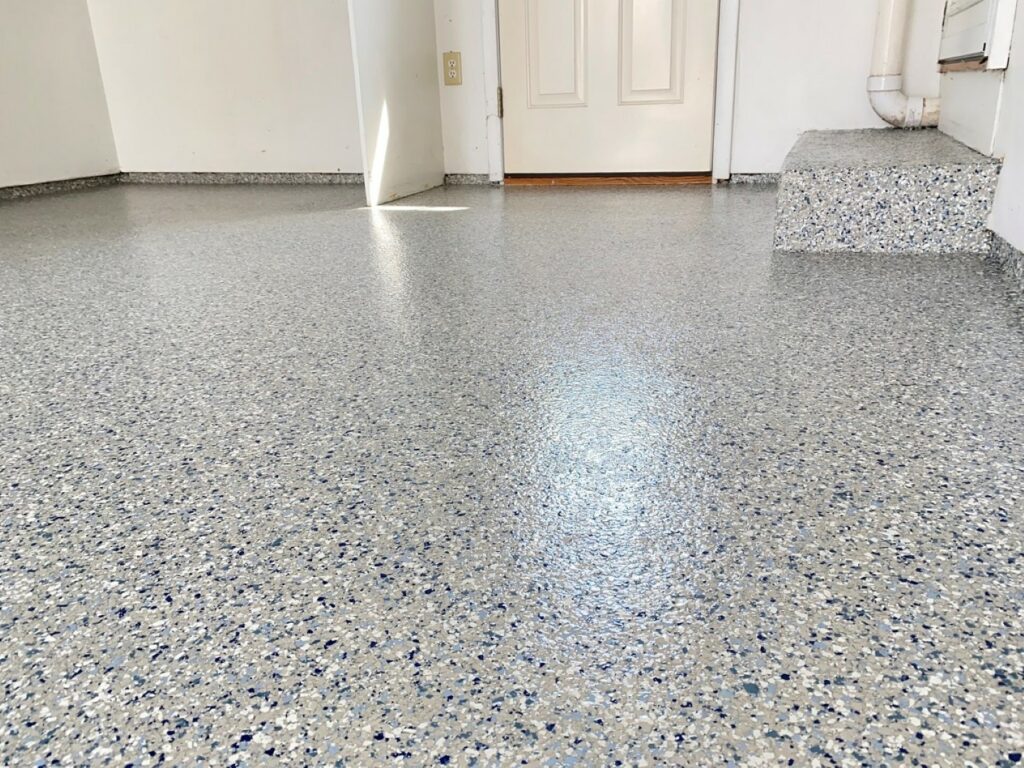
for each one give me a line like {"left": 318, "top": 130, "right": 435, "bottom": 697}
{"left": 867, "top": 76, "right": 940, "bottom": 128}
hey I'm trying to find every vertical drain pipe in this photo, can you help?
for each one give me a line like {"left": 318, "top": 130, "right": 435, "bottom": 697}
{"left": 868, "top": 0, "right": 941, "bottom": 127}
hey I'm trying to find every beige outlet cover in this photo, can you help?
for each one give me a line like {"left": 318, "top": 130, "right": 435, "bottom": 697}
{"left": 443, "top": 51, "right": 462, "bottom": 85}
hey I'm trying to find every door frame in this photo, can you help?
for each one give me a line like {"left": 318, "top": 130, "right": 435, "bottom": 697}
{"left": 484, "top": 0, "right": 740, "bottom": 182}
{"left": 712, "top": 0, "right": 740, "bottom": 181}
{"left": 481, "top": 0, "right": 505, "bottom": 182}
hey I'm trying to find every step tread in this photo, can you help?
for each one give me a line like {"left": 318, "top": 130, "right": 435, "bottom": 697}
{"left": 783, "top": 128, "right": 999, "bottom": 172}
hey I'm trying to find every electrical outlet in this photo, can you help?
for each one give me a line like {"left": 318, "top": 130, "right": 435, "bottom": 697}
{"left": 443, "top": 51, "right": 462, "bottom": 86}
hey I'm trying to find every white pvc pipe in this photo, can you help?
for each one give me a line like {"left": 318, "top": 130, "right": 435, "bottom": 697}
{"left": 872, "top": 0, "right": 909, "bottom": 75}
{"left": 867, "top": 0, "right": 941, "bottom": 127}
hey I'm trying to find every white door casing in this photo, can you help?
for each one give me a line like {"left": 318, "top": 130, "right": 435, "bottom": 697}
{"left": 499, "top": 0, "right": 718, "bottom": 173}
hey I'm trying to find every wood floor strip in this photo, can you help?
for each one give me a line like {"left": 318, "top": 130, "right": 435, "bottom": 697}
{"left": 504, "top": 174, "right": 712, "bottom": 187}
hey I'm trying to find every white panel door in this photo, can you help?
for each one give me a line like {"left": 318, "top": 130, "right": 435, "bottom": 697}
{"left": 499, "top": 0, "right": 718, "bottom": 173}
{"left": 348, "top": 0, "right": 444, "bottom": 205}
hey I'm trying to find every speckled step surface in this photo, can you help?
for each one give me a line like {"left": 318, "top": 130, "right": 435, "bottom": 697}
{"left": 774, "top": 128, "right": 1000, "bottom": 254}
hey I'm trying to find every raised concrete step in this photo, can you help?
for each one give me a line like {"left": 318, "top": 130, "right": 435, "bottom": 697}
{"left": 773, "top": 129, "right": 1000, "bottom": 254}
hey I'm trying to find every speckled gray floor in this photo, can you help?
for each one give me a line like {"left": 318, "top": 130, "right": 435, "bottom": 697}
{"left": 1, "top": 184, "right": 1023, "bottom": 766}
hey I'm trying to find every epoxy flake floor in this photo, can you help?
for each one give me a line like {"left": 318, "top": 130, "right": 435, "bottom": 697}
{"left": 1, "top": 185, "right": 1023, "bottom": 767}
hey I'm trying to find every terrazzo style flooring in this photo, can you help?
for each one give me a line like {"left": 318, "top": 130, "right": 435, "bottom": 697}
{"left": 1, "top": 184, "right": 1023, "bottom": 766}
{"left": 774, "top": 129, "right": 1000, "bottom": 255}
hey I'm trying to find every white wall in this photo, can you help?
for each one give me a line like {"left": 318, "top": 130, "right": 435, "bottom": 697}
{"left": 0, "top": 0, "right": 118, "bottom": 187}
{"left": 730, "top": 0, "right": 945, "bottom": 174}
{"left": 349, "top": 0, "right": 445, "bottom": 204}
{"left": 434, "top": 0, "right": 491, "bottom": 175}
{"left": 87, "top": 0, "right": 363, "bottom": 173}
{"left": 989, "top": 0, "right": 1024, "bottom": 251}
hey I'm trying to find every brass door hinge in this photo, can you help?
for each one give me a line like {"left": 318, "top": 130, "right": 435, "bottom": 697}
{"left": 497, "top": 86, "right": 504, "bottom": 118}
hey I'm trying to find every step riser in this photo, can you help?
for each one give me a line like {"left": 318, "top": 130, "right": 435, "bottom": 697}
{"left": 773, "top": 129, "right": 1000, "bottom": 255}
{"left": 775, "top": 165, "right": 999, "bottom": 254}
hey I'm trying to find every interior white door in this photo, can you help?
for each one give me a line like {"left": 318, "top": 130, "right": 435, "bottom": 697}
{"left": 499, "top": 0, "right": 718, "bottom": 173}
{"left": 348, "top": 0, "right": 444, "bottom": 205}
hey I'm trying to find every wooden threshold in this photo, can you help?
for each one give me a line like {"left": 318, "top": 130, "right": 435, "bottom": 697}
{"left": 939, "top": 57, "right": 988, "bottom": 73}
{"left": 504, "top": 173, "right": 712, "bottom": 187}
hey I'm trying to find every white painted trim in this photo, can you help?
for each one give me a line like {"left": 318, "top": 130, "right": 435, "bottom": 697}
{"left": 481, "top": 0, "right": 504, "bottom": 182}
{"left": 712, "top": 0, "right": 739, "bottom": 181}
{"left": 987, "top": 0, "right": 1018, "bottom": 69}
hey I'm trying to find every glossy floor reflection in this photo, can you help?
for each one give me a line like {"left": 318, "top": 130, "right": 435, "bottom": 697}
{"left": 1, "top": 184, "right": 1023, "bottom": 766}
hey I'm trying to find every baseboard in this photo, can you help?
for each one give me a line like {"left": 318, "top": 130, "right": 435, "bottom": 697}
{"left": 444, "top": 173, "right": 494, "bottom": 186}
{"left": 0, "top": 173, "right": 121, "bottom": 201}
{"left": 729, "top": 173, "right": 780, "bottom": 185}
{"left": 1, "top": 171, "right": 367, "bottom": 202}
{"left": 122, "top": 172, "right": 364, "bottom": 185}
{"left": 989, "top": 232, "right": 1024, "bottom": 291}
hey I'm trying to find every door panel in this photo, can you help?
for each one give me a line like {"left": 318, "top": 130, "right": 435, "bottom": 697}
{"left": 620, "top": 0, "right": 684, "bottom": 103}
{"left": 500, "top": 0, "right": 717, "bottom": 173}
{"left": 528, "top": 0, "right": 586, "bottom": 106}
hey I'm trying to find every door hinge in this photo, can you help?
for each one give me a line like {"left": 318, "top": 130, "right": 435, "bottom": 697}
{"left": 497, "top": 86, "right": 504, "bottom": 118}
